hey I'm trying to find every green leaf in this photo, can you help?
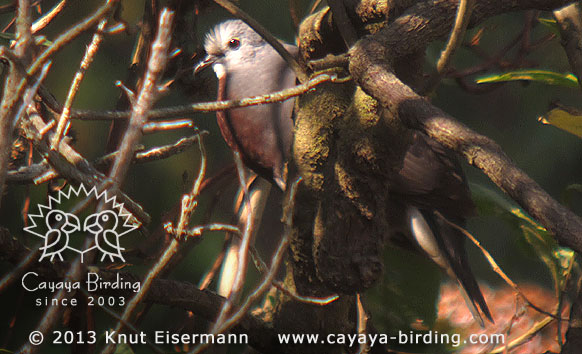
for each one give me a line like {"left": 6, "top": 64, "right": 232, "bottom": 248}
{"left": 537, "top": 17, "right": 561, "bottom": 36}
{"left": 476, "top": 70, "right": 579, "bottom": 88}
{"left": 539, "top": 106, "right": 582, "bottom": 138}
{"left": 471, "top": 184, "right": 573, "bottom": 293}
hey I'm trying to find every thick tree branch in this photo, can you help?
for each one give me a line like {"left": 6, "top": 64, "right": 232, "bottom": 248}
{"left": 349, "top": 0, "right": 582, "bottom": 253}
{"left": 554, "top": 3, "right": 582, "bottom": 91}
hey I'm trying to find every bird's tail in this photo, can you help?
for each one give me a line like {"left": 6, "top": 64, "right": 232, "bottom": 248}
{"left": 407, "top": 206, "right": 493, "bottom": 326}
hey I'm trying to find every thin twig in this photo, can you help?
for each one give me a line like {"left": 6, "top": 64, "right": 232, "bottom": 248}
{"left": 327, "top": 0, "right": 358, "bottom": 47}
{"left": 99, "top": 9, "right": 176, "bottom": 354}
{"left": 6, "top": 161, "right": 52, "bottom": 184}
{"left": 289, "top": 0, "right": 302, "bottom": 28}
{"left": 14, "top": 0, "right": 33, "bottom": 59}
{"left": 50, "top": 18, "right": 108, "bottom": 150}
{"left": 169, "top": 223, "right": 241, "bottom": 238}
{"left": 59, "top": 73, "right": 336, "bottom": 121}
{"left": 94, "top": 132, "right": 207, "bottom": 168}
{"left": 27, "top": 0, "right": 117, "bottom": 78}
{"left": 271, "top": 280, "right": 339, "bottom": 306}
{"left": 199, "top": 236, "right": 232, "bottom": 290}
{"left": 0, "top": 0, "right": 33, "bottom": 206}
{"left": 31, "top": 0, "right": 66, "bottom": 33}
{"left": 434, "top": 211, "right": 565, "bottom": 320}
{"left": 424, "top": 0, "right": 475, "bottom": 93}
{"left": 437, "top": 0, "right": 475, "bottom": 75}
{"left": 142, "top": 119, "right": 194, "bottom": 133}
{"left": 189, "top": 178, "right": 300, "bottom": 354}
{"left": 20, "top": 110, "right": 150, "bottom": 223}
{"left": 102, "top": 131, "right": 205, "bottom": 354}
{"left": 108, "top": 10, "right": 173, "bottom": 188}
{"left": 489, "top": 310, "right": 559, "bottom": 353}
{"left": 212, "top": 152, "right": 254, "bottom": 326}
{"left": 190, "top": 217, "right": 339, "bottom": 306}
{"left": 77, "top": 289, "right": 165, "bottom": 354}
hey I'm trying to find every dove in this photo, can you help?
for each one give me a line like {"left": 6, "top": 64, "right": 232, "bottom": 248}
{"left": 196, "top": 19, "right": 492, "bottom": 325}
{"left": 195, "top": 19, "right": 296, "bottom": 191}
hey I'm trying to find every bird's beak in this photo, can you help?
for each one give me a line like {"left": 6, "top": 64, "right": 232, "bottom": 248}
{"left": 63, "top": 214, "right": 81, "bottom": 233}
{"left": 194, "top": 54, "right": 216, "bottom": 75}
{"left": 83, "top": 214, "right": 100, "bottom": 234}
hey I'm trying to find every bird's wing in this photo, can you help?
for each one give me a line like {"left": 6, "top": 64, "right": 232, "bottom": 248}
{"left": 103, "top": 230, "right": 124, "bottom": 250}
{"left": 387, "top": 131, "right": 491, "bottom": 325}
{"left": 41, "top": 230, "right": 61, "bottom": 249}
{"left": 221, "top": 47, "right": 296, "bottom": 189}
{"left": 391, "top": 131, "right": 475, "bottom": 219}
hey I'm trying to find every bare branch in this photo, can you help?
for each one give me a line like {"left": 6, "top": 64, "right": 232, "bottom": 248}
{"left": 27, "top": 0, "right": 118, "bottom": 78}
{"left": 50, "top": 18, "right": 108, "bottom": 150}
{"left": 94, "top": 132, "right": 207, "bottom": 168}
{"left": 31, "top": 0, "right": 67, "bottom": 33}
{"left": 14, "top": 0, "right": 33, "bottom": 59}
{"left": 424, "top": 0, "right": 475, "bottom": 93}
{"left": 20, "top": 110, "right": 150, "bottom": 223}
{"left": 0, "top": 229, "right": 278, "bottom": 353}
{"left": 108, "top": 9, "right": 173, "bottom": 188}
{"left": 210, "top": 151, "right": 254, "bottom": 331}
{"left": 328, "top": 0, "right": 358, "bottom": 48}
{"left": 100, "top": 9, "right": 177, "bottom": 354}
{"left": 59, "top": 73, "right": 337, "bottom": 121}
{"left": 0, "top": 0, "right": 33, "bottom": 206}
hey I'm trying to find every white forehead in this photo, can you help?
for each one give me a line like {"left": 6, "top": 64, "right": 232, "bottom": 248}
{"left": 203, "top": 19, "right": 264, "bottom": 55}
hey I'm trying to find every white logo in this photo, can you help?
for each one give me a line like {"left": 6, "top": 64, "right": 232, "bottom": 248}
{"left": 24, "top": 184, "right": 139, "bottom": 263}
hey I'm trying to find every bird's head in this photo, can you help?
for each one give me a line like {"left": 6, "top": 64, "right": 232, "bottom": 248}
{"left": 46, "top": 210, "right": 80, "bottom": 233}
{"left": 84, "top": 210, "right": 118, "bottom": 234}
{"left": 194, "top": 19, "right": 265, "bottom": 78}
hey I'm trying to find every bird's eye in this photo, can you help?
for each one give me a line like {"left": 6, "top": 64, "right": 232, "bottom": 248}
{"left": 228, "top": 38, "right": 240, "bottom": 49}
{"left": 55, "top": 214, "right": 63, "bottom": 221}
{"left": 102, "top": 215, "right": 109, "bottom": 222}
